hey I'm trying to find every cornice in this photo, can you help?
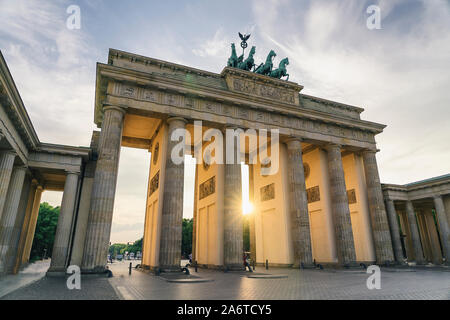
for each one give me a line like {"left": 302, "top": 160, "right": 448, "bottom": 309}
{"left": 95, "top": 63, "right": 386, "bottom": 135}
{"left": 0, "top": 51, "right": 40, "bottom": 150}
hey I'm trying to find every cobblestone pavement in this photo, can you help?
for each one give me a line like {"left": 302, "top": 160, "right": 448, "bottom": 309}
{"left": 1, "top": 259, "right": 449, "bottom": 300}
{"left": 109, "top": 261, "right": 450, "bottom": 300}
{"left": 1, "top": 271, "right": 119, "bottom": 300}
{"left": 0, "top": 260, "right": 50, "bottom": 298}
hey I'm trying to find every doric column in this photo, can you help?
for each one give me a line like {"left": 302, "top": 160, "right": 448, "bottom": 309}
{"left": 82, "top": 105, "right": 125, "bottom": 273}
{"left": 0, "top": 166, "right": 27, "bottom": 274}
{"left": 223, "top": 127, "right": 244, "bottom": 270}
{"left": 405, "top": 200, "right": 425, "bottom": 264}
{"left": 361, "top": 150, "right": 395, "bottom": 264}
{"left": 248, "top": 164, "right": 256, "bottom": 262}
{"left": 433, "top": 195, "right": 450, "bottom": 265}
{"left": 0, "top": 151, "right": 16, "bottom": 222}
{"left": 48, "top": 172, "right": 80, "bottom": 273}
{"left": 286, "top": 138, "right": 313, "bottom": 267}
{"left": 325, "top": 144, "right": 356, "bottom": 266}
{"left": 13, "top": 179, "right": 38, "bottom": 273}
{"left": 21, "top": 185, "right": 43, "bottom": 264}
{"left": 192, "top": 162, "right": 199, "bottom": 262}
{"left": 4, "top": 175, "right": 31, "bottom": 274}
{"left": 385, "top": 199, "right": 405, "bottom": 264}
{"left": 158, "top": 117, "right": 187, "bottom": 271}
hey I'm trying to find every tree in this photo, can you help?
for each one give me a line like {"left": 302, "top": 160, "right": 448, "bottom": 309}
{"left": 30, "top": 202, "right": 60, "bottom": 262}
{"left": 182, "top": 218, "right": 193, "bottom": 258}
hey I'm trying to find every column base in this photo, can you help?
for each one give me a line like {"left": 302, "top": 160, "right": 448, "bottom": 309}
{"left": 291, "top": 263, "right": 315, "bottom": 269}
{"left": 159, "top": 265, "right": 183, "bottom": 273}
{"left": 224, "top": 264, "right": 246, "bottom": 272}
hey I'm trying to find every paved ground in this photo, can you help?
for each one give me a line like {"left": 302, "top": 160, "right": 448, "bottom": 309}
{"left": 108, "top": 260, "right": 450, "bottom": 300}
{"left": 0, "top": 259, "right": 50, "bottom": 299}
{"left": 2, "top": 259, "right": 449, "bottom": 300}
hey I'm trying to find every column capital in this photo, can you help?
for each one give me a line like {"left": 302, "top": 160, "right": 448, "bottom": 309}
{"left": 103, "top": 104, "right": 127, "bottom": 115}
{"left": 285, "top": 137, "right": 303, "bottom": 150}
{"left": 36, "top": 185, "right": 44, "bottom": 192}
{"left": 65, "top": 170, "right": 81, "bottom": 176}
{"left": 2, "top": 150, "right": 17, "bottom": 157}
{"left": 360, "top": 148, "right": 379, "bottom": 156}
{"left": 166, "top": 117, "right": 187, "bottom": 128}
{"left": 13, "top": 165, "right": 28, "bottom": 172}
{"left": 324, "top": 143, "right": 342, "bottom": 152}
{"left": 433, "top": 194, "right": 443, "bottom": 200}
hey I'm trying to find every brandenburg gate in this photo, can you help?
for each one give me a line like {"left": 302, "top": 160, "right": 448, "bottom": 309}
{"left": 0, "top": 45, "right": 449, "bottom": 276}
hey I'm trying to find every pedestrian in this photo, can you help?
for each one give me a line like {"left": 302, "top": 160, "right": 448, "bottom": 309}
{"left": 243, "top": 252, "right": 253, "bottom": 272}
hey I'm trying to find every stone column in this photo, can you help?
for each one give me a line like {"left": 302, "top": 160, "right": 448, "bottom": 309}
{"left": 21, "top": 185, "right": 43, "bottom": 264}
{"left": 361, "top": 150, "right": 395, "bottom": 264}
{"left": 405, "top": 200, "right": 425, "bottom": 264}
{"left": 325, "top": 144, "right": 356, "bottom": 266}
{"left": 4, "top": 175, "right": 31, "bottom": 274}
{"left": 385, "top": 199, "right": 405, "bottom": 264}
{"left": 223, "top": 127, "right": 244, "bottom": 271}
{"left": 192, "top": 163, "right": 199, "bottom": 262}
{"left": 158, "top": 117, "right": 187, "bottom": 272}
{"left": 248, "top": 164, "right": 257, "bottom": 262}
{"left": 82, "top": 105, "right": 125, "bottom": 273}
{"left": 286, "top": 139, "right": 313, "bottom": 267}
{"left": 13, "top": 179, "right": 37, "bottom": 273}
{"left": 48, "top": 172, "right": 80, "bottom": 273}
{"left": 0, "top": 166, "right": 27, "bottom": 274}
{"left": 0, "top": 151, "right": 16, "bottom": 222}
{"left": 433, "top": 195, "right": 450, "bottom": 265}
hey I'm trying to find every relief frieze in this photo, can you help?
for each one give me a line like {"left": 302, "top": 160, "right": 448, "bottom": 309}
{"left": 199, "top": 176, "right": 216, "bottom": 200}
{"left": 149, "top": 171, "right": 160, "bottom": 197}
{"left": 115, "top": 84, "right": 374, "bottom": 145}
{"left": 307, "top": 186, "right": 320, "bottom": 203}
{"left": 233, "top": 78, "right": 296, "bottom": 104}
{"left": 260, "top": 183, "right": 275, "bottom": 202}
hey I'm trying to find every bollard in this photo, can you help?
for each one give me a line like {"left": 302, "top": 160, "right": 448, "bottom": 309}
{"left": 265, "top": 259, "right": 269, "bottom": 270}
{"left": 129, "top": 262, "right": 132, "bottom": 275}
{"left": 252, "top": 259, "right": 255, "bottom": 271}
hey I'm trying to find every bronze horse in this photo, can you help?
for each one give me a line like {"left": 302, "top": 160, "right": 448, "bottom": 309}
{"left": 254, "top": 50, "right": 276, "bottom": 75}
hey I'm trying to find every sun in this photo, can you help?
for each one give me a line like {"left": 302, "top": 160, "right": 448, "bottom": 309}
{"left": 243, "top": 201, "right": 254, "bottom": 215}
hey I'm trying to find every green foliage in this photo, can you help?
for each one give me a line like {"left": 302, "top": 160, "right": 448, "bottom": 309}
{"left": 109, "top": 238, "right": 142, "bottom": 258}
{"left": 108, "top": 218, "right": 193, "bottom": 260}
{"left": 30, "top": 202, "right": 60, "bottom": 262}
{"left": 182, "top": 218, "right": 193, "bottom": 258}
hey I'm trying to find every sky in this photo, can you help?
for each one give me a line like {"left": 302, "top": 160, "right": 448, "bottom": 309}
{"left": 0, "top": 0, "right": 449, "bottom": 243}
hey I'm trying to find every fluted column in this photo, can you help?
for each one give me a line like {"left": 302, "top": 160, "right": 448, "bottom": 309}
{"left": 13, "top": 179, "right": 38, "bottom": 273}
{"left": 192, "top": 163, "right": 199, "bottom": 262}
{"left": 0, "top": 166, "right": 27, "bottom": 274}
{"left": 433, "top": 195, "right": 450, "bottom": 265}
{"left": 223, "top": 127, "right": 244, "bottom": 270}
{"left": 286, "top": 139, "right": 313, "bottom": 267}
{"left": 325, "top": 144, "right": 356, "bottom": 266}
{"left": 21, "top": 185, "right": 43, "bottom": 264}
{"left": 3, "top": 175, "right": 31, "bottom": 274}
{"left": 0, "top": 151, "right": 16, "bottom": 222}
{"left": 82, "top": 105, "right": 125, "bottom": 273}
{"left": 362, "top": 150, "right": 395, "bottom": 264}
{"left": 158, "top": 117, "right": 187, "bottom": 271}
{"left": 405, "top": 200, "right": 425, "bottom": 264}
{"left": 385, "top": 199, "right": 405, "bottom": 263}
{"left": 48, "top": 172, "right": 80, "bottom": 273}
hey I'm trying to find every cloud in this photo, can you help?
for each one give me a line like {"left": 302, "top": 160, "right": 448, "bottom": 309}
{"left": 192, "top": 28, "right": 230, "bottom": 58}
{"left": 0, "top": 0, "right": 97, "bottom": 146}
{"left": 251, "top": 0, "right": 450, "bottom": 184}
